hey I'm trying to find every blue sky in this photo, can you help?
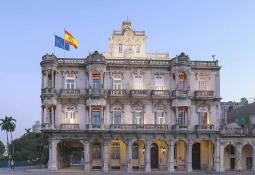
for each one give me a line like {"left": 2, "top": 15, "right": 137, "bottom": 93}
{"left": 0, "top": 0, "right": 255, "bottom": 142}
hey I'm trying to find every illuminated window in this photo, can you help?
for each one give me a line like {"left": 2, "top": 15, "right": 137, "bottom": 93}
{"left": 91, "top": 106, "right": 101, "bottom": 124}
{"left": 92, "top": 71, "right": 101, "bottom": 89}
{"left": 65, "top": 106, "right": 76, "bottom": 124}
{"left": 113, "top": 74, "right": 122, "bottom": 89}
{"left": 134, "top": 75, "right": 143, "bottom": 90}
{"left": 155, "top": 111, "right": 165, "bottom": 124}
{"left": 112, "top": 107, "right": 122, "bottom": 124}
{"left": 155, "top": 75, "right": 164, "bottom": 90}
{"left": 179, "top": 72, "right": 186, "bottom": 89}
{"left": 92, "top": 143, "right": 101, "bottom": 159}
{"left": 133, "top": 107, "right": 143, "bottom": 124}
{"left": 111, "top": 142, "right": 120, "bottom": 159}
{"left": 199, "top": 112, "right": 209, "bottom": 125}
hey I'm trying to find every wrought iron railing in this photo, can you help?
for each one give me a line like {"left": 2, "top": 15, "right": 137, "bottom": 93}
{"left": 172, "top": 90, "right": 188, "bottom": 97}
{"left": 195, "top": 124, "right": 214, "bottom": 130}
{"left": 110, "top": 124, "right": 169, "bottom": 130}
{"left": 151, "top": 90, "right": 170, "bottom": 97}
{"left": 60, "top": 89, "right": 80, "bottom": 95}
{"left": 108, "top": 89, "right": 127, "bottom": 96}
{"left": 172, "top": 124, "right": 188, "bottom": 130}
{"left": 194, "top": 91, "right": 214, "bottom": 98}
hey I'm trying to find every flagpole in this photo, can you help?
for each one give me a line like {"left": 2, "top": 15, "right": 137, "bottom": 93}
{"left": 53, "top": 33, "right": 55, "bottom": 55}
{"left": 64, "top": 28, "right": 66, "bottom": 58}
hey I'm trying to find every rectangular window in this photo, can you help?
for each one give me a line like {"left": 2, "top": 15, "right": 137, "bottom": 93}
{"left": 199, "top": 81, "right": 208, "bottom": 90}
{"left": 113, "top": 108, "right": 122, "bottom": 124}
{"left": 65, "top": 107, "right": 75, "bottom": 124}
{"left": 111, "top": 143, "right": 120, "bottom": 159}
{"left": 134, "top": 75, "right": 143, "bottom": 90}
{"left": 134, "top": 111, "right": 143, "bottom": 124}
{"left": 93, "top": 79, "right": 100, "bottom": 89}
{"left": 66, "top": 79, "right": 75, "bottom": 89}
{"left": 155, "top": 76, "right": 164, "bottom": 90}
{"left": 132, "top": 143, "right": 139, "bottom": 159}
{"left": 177, "top": 109, "right": 186, "bottom": 125}
{"left": 113, "top": 79, "right": 122, "bottom": 89}
{"left": 91, "top": 107, "right": 101, "bottom": 124}
{"left": 199, "top": 112, "right": 209, "bottom": 125}
{"left": 155, "top": 111, "right": 165, "bottom": 124}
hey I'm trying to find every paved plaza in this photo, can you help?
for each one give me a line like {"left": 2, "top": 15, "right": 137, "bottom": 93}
{"left": 0, "top": 166, "right": 255, "bottom": 175}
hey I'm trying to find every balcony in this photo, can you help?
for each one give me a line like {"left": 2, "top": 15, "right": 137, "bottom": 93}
{"left": 60, "top": 89, "right": 80, "bottom": 96}
{"left": 220, "top": 127, "right": 255, "bottom": 136}
{"left": 130, "top": 90, "right": 150, "bottom": 97}
{"left": 172, "top": 124, "right": 188, "bottom": 131}
{"left": 151, "top": 90, "right": 170, "bottom": 98}
{"left": 41, "top": 123, "right": 55, "bottom": 130}
{"left": 194, "top": 91, "right": 214, "bottom": 99}
{"left": 195, "top": 124, "right": 214, "bottom": 131}
{"left": 60, "top": 123, "right": 79, "bottom": 130}
{"left": 110, "top": 124, "right": 169, "bottom": 130}
{"left": 108, "top": 89, "right": 127, "bottom": 96}
{"left": 88, "top": 89, "right": 107, "bottom": 97}
{"left": 41, "top": 88, "right": 56, "bottom": 94}
{"left": 172, "top": 90, "right": 188, "bottom": 98}
{"left": 86, "top": 124, "right": 104, "bottom": 130}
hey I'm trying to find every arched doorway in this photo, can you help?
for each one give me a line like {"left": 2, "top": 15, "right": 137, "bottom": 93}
{"left": 174, "top": 140, "right": 186, "bottom": 170}
{"left": 90, "top": 140, "right": 102, "bottom": 170}
{"left": 150, "top": 143, "right": 159, "bottom": 169}
{"left": 224, "top": 144, "right": 235, "bottom": 170}
{"left": 241, "top": 144, "right": 253, "bottom": 170}
{"left": 192, "top": 140, "right": 214, "bottom": 170}
{"left": 109, "top": 139, "right": 126, "bottom": 170}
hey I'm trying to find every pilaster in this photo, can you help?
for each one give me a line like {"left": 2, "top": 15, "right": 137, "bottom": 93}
{"left": 168, "top": 140, "right": 174, "bottom": 172}
{"left": 145, "top": 140, "right": 151, "bottom": 172}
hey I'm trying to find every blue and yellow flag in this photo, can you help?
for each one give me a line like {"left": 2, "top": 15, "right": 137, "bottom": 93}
{"left": 55, "top": 35, "right": 70, "bottom": 51}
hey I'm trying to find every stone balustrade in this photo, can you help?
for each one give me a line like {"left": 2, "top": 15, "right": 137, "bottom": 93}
{"left": 194, "top": 90, "right": 214, "bottom": 99}
{"left": 110, "top": 124, "right": 169, "bottom": 130}
{"left": 60, "top": 123, "right": 79, "bottom": 130}
{"left": 195, "top": 124, "right": 214, "bottom": 130}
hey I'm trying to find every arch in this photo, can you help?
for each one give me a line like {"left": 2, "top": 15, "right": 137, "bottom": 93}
{"left": 174, "top": 140, "right": 187, "bottom": 171}
{"left": 241, "top": 144, "right": 253, "bottom": 170}
{"left": 131, "top": 140, "right": 145, "bottom": 170}
{"left": 192, "top": 140, "right": 214, "bottom": 170}
{"left": 151, "top": 143, "right": 159, "bottom": 169}
{"left": 224, "top": 144, "right": 236, "bottom": 170}
{"left": 108, "top": 139, "right": 126, "bottom": 170}
{"left": 90, "top": 139, "right": 103, "bottom": 169}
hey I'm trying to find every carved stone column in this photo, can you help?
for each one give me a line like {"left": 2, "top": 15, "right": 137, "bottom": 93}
{"left": 219, "top": 142, "right": 225, "bottom": 172}
{"left": 103, "top": 142, "right": 109, "bottom": 172}
{"left": 48, "top": 139, "right": 59, "bottom": 170}
{"left": 145, "top": 140, "right": 151, "bottom": 172}
{"left": 45, "top": 70, "right": 48, "bottom": 88}
{"left": 83, "top": 140, "right": 90, "bottom": 172}
{"left": 187, "top": 107, "right": 191, "bottom": 130}
{"left": 168, "top": 140, "right": 174, "bottom": 172}
{"left": 214, "top": 138, "right": 220, "bottom": 172}
{"left": 186, "top": 140, "right": 193, "bottom": 172}
{"left": 235, "top": 143, "right": 242, "bottom": 171}
{"left": 127, "top": 141, "right": 133, "bottom": 172}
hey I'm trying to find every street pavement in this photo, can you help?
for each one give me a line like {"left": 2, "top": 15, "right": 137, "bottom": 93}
{"left": 0, "top": 166, "right": 255, "bottom": 175}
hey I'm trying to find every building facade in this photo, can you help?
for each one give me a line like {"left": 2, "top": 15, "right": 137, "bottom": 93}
{"left": 41, "top": 21, "right": 255, "bottom": 172}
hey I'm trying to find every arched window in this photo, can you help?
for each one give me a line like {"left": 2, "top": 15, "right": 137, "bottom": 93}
{"left": 111, "top": 142, "right": 120, "bottom": 159}
{"left": 65, "top": 106, "right": 76, "bottom": 124}
{"left": 133, "top": 107, "right": 143, "bottom": 124}
{"left": 132, "top": 142, "right": 139, "bottom": 159}
{"left": 92, "top": 142, "right": 101, "bottom": 159}
{"left": 92, "top": 71, "right": 101, "bottom": 89}
{"left": 112, "top": 107, "right": 122, "bottom": 124}
{"left": 119, "top": 43, "right": 123, "bottom": 53}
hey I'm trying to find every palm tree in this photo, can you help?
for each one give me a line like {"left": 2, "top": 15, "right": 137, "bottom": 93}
{"left": 24, "top": 128, "right": 31, "bottom": 136}
{"left": 0, "top": 116, "right": 16, "bottom": 158}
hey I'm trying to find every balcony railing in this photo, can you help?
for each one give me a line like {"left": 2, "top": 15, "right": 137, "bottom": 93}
{"left": 86, "top": 124, "right": 103, "bottom": 129}
{"left": 195, "top": 91, "right": 214, "bottom": 99}
{"left": 108, "top": 89, "right": 127, "bottom": 96}
{"left": 195, "top": 124, "right": 214, "bottom": 130}
{"left": 172, "top": 124, "right": 188, "bottom": 130}
{"left": 151, "top": 90, "right": 170, "bottom": 98}
{"left": 220, "top": 127, "right": 255, "bottom": 136}
{"left": 60, "top": 123, "right": 79, "bottom": 130}
{"left": 130, "top": 90, "right": 150, "bottom": 96}
{"left": 41, "top": 123, "right": 55, "bottom": 130}
{"left": 60, "top": 89, "right": 80, "bottom": 96}
{"left": 88, "top": 89, "right": 107, "bottom": 97}
{"left": 41, "top": 88, "right": 56, "bottom": 94}
{"left": 110, "top": 124, "right": 169, "bottom": 130}
{"left": 172, "top": 90, "right": 188, "bottom": 98}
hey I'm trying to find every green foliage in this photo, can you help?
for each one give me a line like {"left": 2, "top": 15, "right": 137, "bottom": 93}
{"left": 0, "top": 140, "right": 5, "bottom": 157}
{"left": 11, "top": 133, "right": 49, "bottom": 164}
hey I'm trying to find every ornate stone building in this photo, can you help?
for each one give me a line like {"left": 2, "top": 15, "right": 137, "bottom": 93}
{"left": 40, "top": 21, "right": 255, "bottom": 172}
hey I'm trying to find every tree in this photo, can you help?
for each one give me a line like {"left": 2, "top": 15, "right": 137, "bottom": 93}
{"left": 0, "top": 116, "right": 16, "bottom": 158}
{"left": 24, "top": 128, "right": 31, "bottom": 135}
{"left": 0, "top": 140, "right": 5, "bottom": 159}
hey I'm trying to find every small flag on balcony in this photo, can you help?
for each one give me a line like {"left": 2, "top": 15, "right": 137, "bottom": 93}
{"left": 55, "top": 35, "right": 70, "bottom": 51}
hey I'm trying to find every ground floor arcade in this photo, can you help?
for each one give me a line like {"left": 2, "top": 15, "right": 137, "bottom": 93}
{"left": 47, "top": 132, "right": 222, "bottom": 172}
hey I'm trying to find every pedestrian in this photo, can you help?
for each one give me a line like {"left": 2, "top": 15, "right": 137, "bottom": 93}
{"left": 8, "top": 159, "right": 11, "bottom": 170}
{"left": 10, "top": 159, "right": 14, "bottom": 170}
